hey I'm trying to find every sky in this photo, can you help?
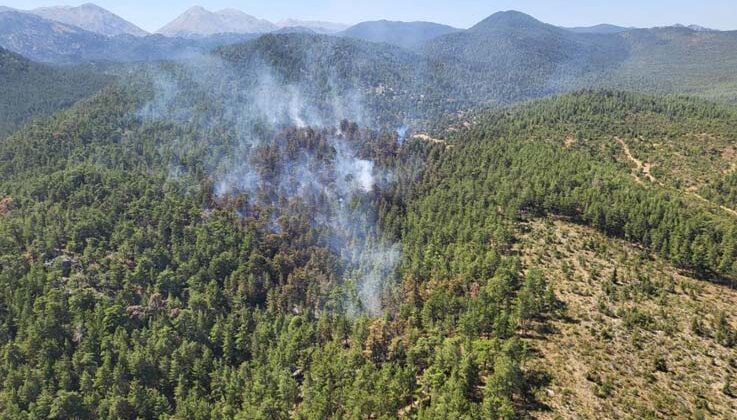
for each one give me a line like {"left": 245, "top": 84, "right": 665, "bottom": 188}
{"left": 2, "top": 0, "right": 736, "bottom": 32}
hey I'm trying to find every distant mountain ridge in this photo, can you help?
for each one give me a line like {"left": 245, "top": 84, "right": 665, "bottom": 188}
{"left": 0, "top": 10, "right": 258, "bottom": 63}
{"left": 420, "top": 10, "right": 737, "bottom": 103}
{"left": 1, "top": 5, "right": 736, "bottom": 107}
{"left": 156, "top": 7, "right": 351, "bottom": 37}
{"left": 340, "top": 20, "right": 460, "bottom": 49}
{"left": 567, "top": 23, "right": 720, "bottom": 34}
{"left": 157, "top": 6, "right": 277, "bottom": 36}
{"left": 0, "top": 10, "right": 109, "bottom": 61}
{"left": 30, "top": 3, "right": 148, "bottom": 37}
{"left": 276, "top": 19, "right": 348, "bottom": 34}
{"left": 566, "top": 24, "right": 631, "bottom": 34}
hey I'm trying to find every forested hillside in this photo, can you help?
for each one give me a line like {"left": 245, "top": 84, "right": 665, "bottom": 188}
{"left": 214, "top": 33, "right": 482, "bottom": 125}
{"left": 454, "top": 91, "right": 737, "bottom": 214}
{"left": 597, "top": 28, "right": 737, "bottom": 102}
{"left": 0, "top": 73, "right": 554, "bottom": 416}
{"left": 0, "top": 47, "right": 111, "bottom": 139}
{"left": 436, "top": 91, "right": 737, "bottom": 281}
{"left": 422, "top": 11, "right": 629, "bottom": 100}
{"left": 0, "top": 50, "right": 735, "bottom": 418}
{"left": 0, "top": 8, "right": 736, "bottom": 419}
{"left": 421, "top": 12, "right": 737, "bottom": 104}
{"left": 218, "top": 21, "right": 737, "bottom": 122}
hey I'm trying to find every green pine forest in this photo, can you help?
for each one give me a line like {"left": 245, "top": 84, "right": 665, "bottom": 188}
{"left": 0, "top": 11, "right": 737, "bottom": 420}
{"left": 0, "top": 80, "right": 735, "bottom": 418}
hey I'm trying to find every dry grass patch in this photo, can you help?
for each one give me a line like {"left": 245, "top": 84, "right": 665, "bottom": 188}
{"left": 519, "top": 218, "right": 737, "bottom": 419}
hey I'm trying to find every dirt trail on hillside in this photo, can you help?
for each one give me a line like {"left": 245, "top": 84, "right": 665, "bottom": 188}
{"left": 616, "top": 138, "right": 737, "bottom": 218}
{"left": 616, "top": 138, "right": 660, "bottom": 185}
{"left": 411, "top": 133, "right": 453, "bottom": 148}
{"left": 690, "top": 192, "right": 737, "bottom": 217}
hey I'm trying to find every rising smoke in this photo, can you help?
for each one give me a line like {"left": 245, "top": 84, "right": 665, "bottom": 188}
{"left": 136, "top": 41, "right": 402, "bottom": 316}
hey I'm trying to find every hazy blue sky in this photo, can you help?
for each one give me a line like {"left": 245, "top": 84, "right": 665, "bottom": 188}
{"left": 3, "top": 0, "right": 736, "bottom": 32}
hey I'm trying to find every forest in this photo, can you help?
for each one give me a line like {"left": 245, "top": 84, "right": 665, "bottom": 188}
{"left": 0, "top": 71, "right": 735, "bottom": 417}
{"left": 0, "top": 8, "right": 736, "bottom": 419}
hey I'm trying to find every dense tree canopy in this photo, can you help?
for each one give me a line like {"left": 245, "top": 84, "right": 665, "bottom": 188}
{"left": 0, "top": 69, "right": 734, "bottom": 418}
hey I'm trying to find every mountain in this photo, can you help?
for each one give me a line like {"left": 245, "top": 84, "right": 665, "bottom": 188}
{"left": 276, "top": 19, "right": 348, "bottom": 34}
{"left": 0, "top": 11, "right": 111, "bottom": 62}
{"left": 416, "top": 11, "right": 737, "bottom": 104}
{"left": 30, "top": 3, "right": 148, "bottom": 37}
{"left": 0, "top": 46, "right": 110, "bottom": 138}
{"left": 157, "top": 6, "right": 277, "bottom": 37}
{"left": 340, "top": 20, "right": 460, "bottom": 49}
{"left": 423, "top": 10, "right": 627, "bottom": 66}
{"left": 421, "top": 11, "right": 630, "bottom": 101}
{"left": 0, "top": 10, "right": 258, "bottom": 63}
{"left": 566, "top": 23, "right": 631, "bottom": 34}
{"left": 215, "top": 23, "right": 737, "bottom": 119}
{"left": 4, "top": 7, "right": 735, "bottom": 106}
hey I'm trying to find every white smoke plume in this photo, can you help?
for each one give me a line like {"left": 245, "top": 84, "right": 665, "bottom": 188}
{"left": 136, "top": 44, "right": 401, "bottom": 316}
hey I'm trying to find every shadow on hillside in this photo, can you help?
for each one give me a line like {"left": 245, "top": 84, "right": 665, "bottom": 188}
{"left": 519, "top": 369, "right": 553, "bottom": 414}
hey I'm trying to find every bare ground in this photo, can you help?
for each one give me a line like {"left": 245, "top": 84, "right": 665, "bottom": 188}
{"left": 519, "top": 219, "right": 737, "bottom": 420}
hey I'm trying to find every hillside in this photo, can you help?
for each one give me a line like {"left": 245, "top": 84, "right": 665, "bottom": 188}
{"left": 520, "top": 219, "right": 737, "bottom": 418}
{"left": 422, "top": 11, "right": 629, "bottom": 96}
{"left": 595, "top": 28, "right": 737, "bottom": 102}
{"left": 0, "top": 47, "right": 735, "bottom": 417}
{"left": 415, "top": 92, "right": 737, "bottom": 312}
{"left": 404, "top": 90, "right": 737, "bottom": 417}
{"left": 30, "top": 3, "right": 149, "bottom": 37}
{"left": 0, "top": 82, "right": 516, "bottom": 417}
{"left": 0, "top": 47, "right": 111, "bottom": 138}
{"left": 456, "top": 91, "right": 737, "bottom": 215}
{"left": 214, "top": 33, "right": 482, "bottom": 125}
{"left": 216, "top": 17, "right": 737, "bottom": 110}
{"left": 340, "top": 20, "right": 460, "bottom": 49}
